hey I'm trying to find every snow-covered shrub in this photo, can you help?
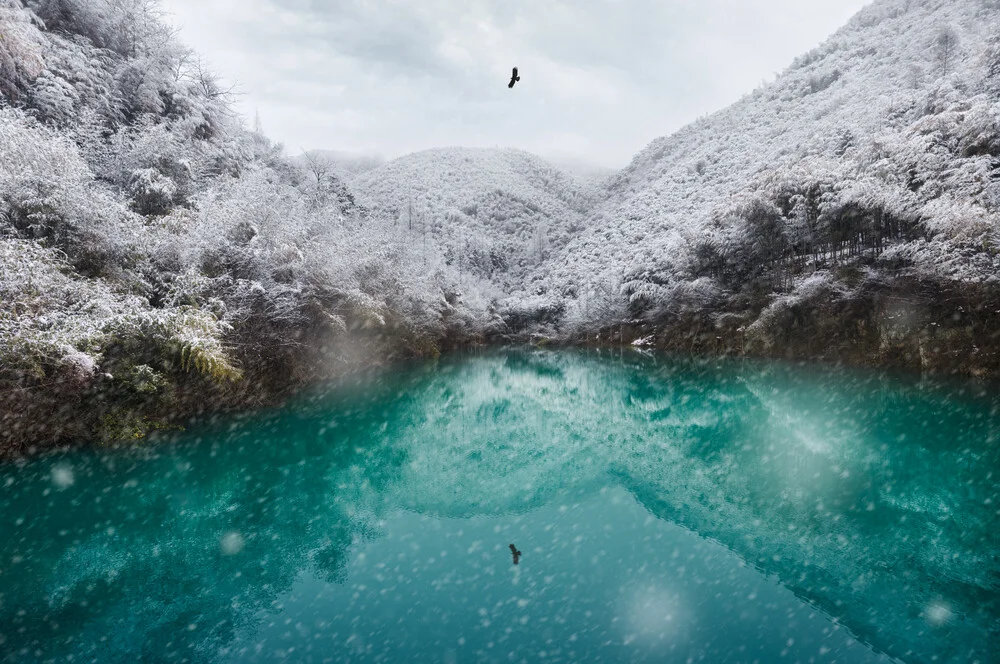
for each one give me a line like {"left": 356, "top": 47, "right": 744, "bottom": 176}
{"left": 27, "top": 0, "right": 167, "bottom": 58}
{"left": 127, "top": 166, "right": 177, "bottom": 215}
{"left": 0, "top": 0, "right": 45, "bottom": 99}
{"left": 27, "top": 70, "right": 79, "bottom": 124}
{"left": 0, "top": 236, "right": 240, "bottom": 389}
{"left": 744, "top": 271, "right": 851, "bottom": 346}
{"left": 0, "top": 239, "right": 110, "bottom": 377}
{"left": 22, "top": 31, "right": 119, "bottom": 125}
{"left": 0, "top": 107, "right": 143, "bottom": 276}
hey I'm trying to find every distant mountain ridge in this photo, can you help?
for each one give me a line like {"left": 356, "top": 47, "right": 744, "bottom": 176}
{"left": 350, "top": 146, "right": 602, "bottom": 289}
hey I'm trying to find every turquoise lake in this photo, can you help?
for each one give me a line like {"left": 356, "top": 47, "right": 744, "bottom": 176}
{"left": 1, "top": 349, "right": 998, "bottom": 663}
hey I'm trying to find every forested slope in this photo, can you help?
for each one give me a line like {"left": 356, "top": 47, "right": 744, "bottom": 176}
{"left": 0, "top": 0, "right": 497, "bottom": 452}
{"left": 536, "top": 0, "right": 1000, "bottom": 374}
{"left": 351, "top": 147, "right": 598, "bottom": 290}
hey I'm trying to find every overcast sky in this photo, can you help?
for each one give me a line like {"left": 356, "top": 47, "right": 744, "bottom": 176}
{"left": 159, "top": 0, "right": 872, "bottom": 168}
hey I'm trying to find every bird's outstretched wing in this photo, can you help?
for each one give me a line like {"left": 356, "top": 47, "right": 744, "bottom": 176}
{"left": 508, "top": 66, "right": 519, "bottom": 88}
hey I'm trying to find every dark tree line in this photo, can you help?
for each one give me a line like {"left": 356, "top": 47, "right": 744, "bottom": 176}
{"left": 692, "top": 186, "right": 925, "bottom": 291}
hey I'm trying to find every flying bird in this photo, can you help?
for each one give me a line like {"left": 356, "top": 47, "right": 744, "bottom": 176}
{"left": 508, "top": 66, "right": 520, "bottom": 89}
{"left": 509, "top": 543, "right": 522, "bottom": 565}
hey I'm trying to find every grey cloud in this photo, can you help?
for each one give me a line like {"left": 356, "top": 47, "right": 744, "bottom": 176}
{"left": 267, "top": 0, "right": 460, "bottom": 79}
{"left": 162, "top": 0, "right": 872, "bottom": 168}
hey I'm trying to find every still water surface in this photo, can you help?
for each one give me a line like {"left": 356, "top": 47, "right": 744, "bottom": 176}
{"left": 1, "top": 350, "right": 998, "bottom": 663}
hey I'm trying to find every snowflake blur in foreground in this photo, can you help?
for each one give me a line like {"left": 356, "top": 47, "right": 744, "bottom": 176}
{"left": 220, "top": 531, "right": 245, "bottom": 555}
{"left": 51, "top": 463, "right": 74, "bottom": 490}
{"left": 924, "top": 602, "right": 952, "bottom": 626}
{"left": 623, "top": 586, "right": 687, "bottom": 646}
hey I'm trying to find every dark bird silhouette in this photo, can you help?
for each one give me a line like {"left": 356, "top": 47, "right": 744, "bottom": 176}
{"left": 509, "top": 543, "right": 522, "bottom": 565}
{"left": 508, "top": 66, "right": 520, "bottom": 89}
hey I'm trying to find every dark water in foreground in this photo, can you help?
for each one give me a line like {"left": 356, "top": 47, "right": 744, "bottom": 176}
{"left": 1, "top": 350, "right": 998, "bottom": 663}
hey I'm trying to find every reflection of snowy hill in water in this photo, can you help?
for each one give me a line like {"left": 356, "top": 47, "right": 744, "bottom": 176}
{"left": 1, "top": 351, "right": 996, "bottom": 662}
{"left": 381, "top": 351, "right": 998, "bottom": 662}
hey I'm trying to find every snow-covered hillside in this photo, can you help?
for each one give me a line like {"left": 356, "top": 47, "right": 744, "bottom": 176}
{"left": 0, "top": 0, "right": 497, "bottom": 451}
{"left": 351, "top": 147, "right": 600, "bottom": 289}
{"left": 538, "top": 0, "right": 1000, "bottom": 336}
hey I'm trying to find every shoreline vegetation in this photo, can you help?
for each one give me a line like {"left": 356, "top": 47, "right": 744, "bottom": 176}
{"left": 3, "top": 0, "right": 1000, "bottom": 456}
{"left": 6, "top": 281, "right": 1000, "bottom": 459}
